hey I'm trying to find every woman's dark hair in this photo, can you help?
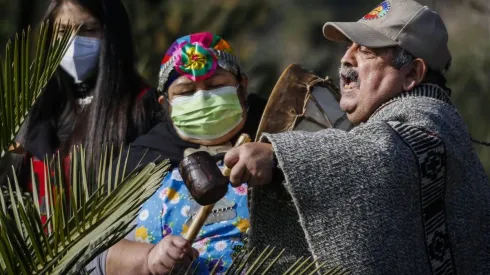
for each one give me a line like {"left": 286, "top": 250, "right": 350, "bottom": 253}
{"left": 19, "top": 0, "right": 155, "bottom": 170}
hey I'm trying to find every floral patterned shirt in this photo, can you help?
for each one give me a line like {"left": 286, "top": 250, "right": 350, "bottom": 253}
{"left": 133, "top": 164, "right": 249, "bottom": 274}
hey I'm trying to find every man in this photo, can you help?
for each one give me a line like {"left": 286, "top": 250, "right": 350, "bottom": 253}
{"left": 224, "top": 0, "right": 490, "bottom": 274}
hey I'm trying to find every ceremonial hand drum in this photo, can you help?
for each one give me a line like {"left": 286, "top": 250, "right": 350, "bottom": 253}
{"left": 255, "top": 64, "right": 352, "bottom": 141}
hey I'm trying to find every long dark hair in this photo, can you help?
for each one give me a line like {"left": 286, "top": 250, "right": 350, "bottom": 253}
{"left": 19, "top": 0, "right": 154, "bottom": 169}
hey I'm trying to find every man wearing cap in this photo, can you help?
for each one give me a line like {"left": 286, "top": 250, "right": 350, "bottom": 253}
{"left": 224, "top": 0, "right": 490, "bottom": 274}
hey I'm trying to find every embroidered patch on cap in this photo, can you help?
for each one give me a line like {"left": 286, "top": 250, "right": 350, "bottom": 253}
{"left": 362, "top": 1, "right": 391, "bottom": 20}
{"left": 174, "top": 41, "right": 218, "bottom": 82}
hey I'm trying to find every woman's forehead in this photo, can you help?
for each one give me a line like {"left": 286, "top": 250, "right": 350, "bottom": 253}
{"left": 54, "top": 2, "right": 98, "bottom": 26}
{"left": 170, "top": 68, "right": 236, "bottom": 87}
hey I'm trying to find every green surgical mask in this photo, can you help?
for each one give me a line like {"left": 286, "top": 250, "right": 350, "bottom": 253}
{"left": 170, "top": 86, "right": 244, "bottom": 140}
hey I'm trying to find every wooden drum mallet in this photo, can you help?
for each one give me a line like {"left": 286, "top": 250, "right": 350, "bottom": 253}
{"left": 178, "top": 133, "right": 252, "bottom": 242}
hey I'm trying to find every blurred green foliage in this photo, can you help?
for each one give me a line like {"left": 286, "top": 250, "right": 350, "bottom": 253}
{"left": 2, "top": 0, "right": 489, "bottom": 175}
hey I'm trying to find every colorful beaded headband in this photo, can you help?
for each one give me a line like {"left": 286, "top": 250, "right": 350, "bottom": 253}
{"left": 157, "top": 32, "right": 243, "bottom": 93}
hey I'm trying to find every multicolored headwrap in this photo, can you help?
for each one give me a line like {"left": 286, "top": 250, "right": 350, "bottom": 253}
{"left": 157, "top": 32, "right": 243, "bottom": 94}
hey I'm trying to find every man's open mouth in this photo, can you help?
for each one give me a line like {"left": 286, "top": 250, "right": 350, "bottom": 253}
{"left": 341, "top": 74, "right": 358, "bottom": 90}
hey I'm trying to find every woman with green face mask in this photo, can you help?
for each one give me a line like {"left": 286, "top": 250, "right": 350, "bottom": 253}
{"left": 160, "top": 38, "right": 250, "bottom": 146}
{"left": 86, "top": 32, "right": 267, "bottom": 275}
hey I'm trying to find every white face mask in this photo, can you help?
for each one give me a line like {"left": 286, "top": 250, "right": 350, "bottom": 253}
{"left": 60, "top": 36, "right": 101, "bottom": 83}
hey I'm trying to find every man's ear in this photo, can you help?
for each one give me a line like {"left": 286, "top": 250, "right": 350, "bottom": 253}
{"left": 402, "top": 58, "right": 427, "bottom": 91}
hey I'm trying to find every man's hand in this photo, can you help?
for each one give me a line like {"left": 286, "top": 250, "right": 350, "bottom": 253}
{"left": 224, "top": 142, "right": 274, "bottom": 187}
{"left": 146, "top": 235, "right": 199, "bottom": 275}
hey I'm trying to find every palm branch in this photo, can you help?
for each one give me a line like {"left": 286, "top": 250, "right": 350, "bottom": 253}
{"left": 0, "top": 144, "right": 170, "bottom": 274}
{"left": 218, "top": 245, "right": 349, "bottom": 275}
{"left": 166, "top": 244, "right": 350, "bottom": 275}
{"left": 0, "top": 22, "right": 171, "bottom": 274}
{"left": 0, "top": 19, "right": 79, "bottom": 210}
{"left": 0, "top": 20, "right": 78, "bottom": 159}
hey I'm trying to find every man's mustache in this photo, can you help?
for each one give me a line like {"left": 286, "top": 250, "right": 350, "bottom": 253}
{"left": 338, "top": 65, "right": 360, "bottom": 88}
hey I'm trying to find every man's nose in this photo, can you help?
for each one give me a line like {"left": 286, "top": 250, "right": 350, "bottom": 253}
{"left": 340, "top": 43, "right": 358, "bottom": 67}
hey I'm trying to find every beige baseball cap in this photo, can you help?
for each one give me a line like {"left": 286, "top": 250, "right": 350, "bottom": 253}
{"left": 323, "top": 0, "right": 451, "bottom": 72}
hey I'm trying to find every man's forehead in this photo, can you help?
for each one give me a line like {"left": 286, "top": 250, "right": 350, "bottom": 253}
{"left": 346, "top": 41, "right": 396, "bottom": 54}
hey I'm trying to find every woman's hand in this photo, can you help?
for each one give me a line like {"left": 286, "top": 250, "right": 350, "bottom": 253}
{"left": 146, "top": 235, "right": 199, "bottom": 275}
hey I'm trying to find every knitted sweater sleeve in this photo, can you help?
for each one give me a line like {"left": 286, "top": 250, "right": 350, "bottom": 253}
{"left": 248, "top": 122, "right": 429, "bottom": 274}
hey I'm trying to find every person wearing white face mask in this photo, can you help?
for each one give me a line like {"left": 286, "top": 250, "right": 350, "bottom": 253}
{"left": 5, "top": 0, "right": 161, "bottom": 224}
{"left": 85, "top": 32, "right": 268, "bottom": 275}
{"left": 60, "top": 35, "right": 101, "bottom": 84}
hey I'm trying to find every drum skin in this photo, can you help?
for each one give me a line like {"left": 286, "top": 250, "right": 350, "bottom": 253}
{"left": 255, "top": 64, "right": 350, "bottom": 141}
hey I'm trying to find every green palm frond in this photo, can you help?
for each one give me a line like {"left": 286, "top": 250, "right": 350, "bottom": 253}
{"left": 0, "top": 21, "right": 171, "bottom": 274}
{"left": 167, "top": 245, "right": 350, "bottom": 275}
{"left": 221, "top": 246, "right": 349, "bottom": 275}
{"left": 0, "top": 144, "right": 170, "bottom": 274}
{"left": 0, "top": 20, "right": 77, "bottom": 159}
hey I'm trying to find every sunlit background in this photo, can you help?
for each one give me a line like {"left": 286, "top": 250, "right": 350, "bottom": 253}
{"left": 2, "top": 0, "right": 489, "bottom": 175}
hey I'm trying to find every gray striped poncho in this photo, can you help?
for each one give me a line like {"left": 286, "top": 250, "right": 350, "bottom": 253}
{"left": 248, "top": 83, "right": 490, "bottom": 274}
